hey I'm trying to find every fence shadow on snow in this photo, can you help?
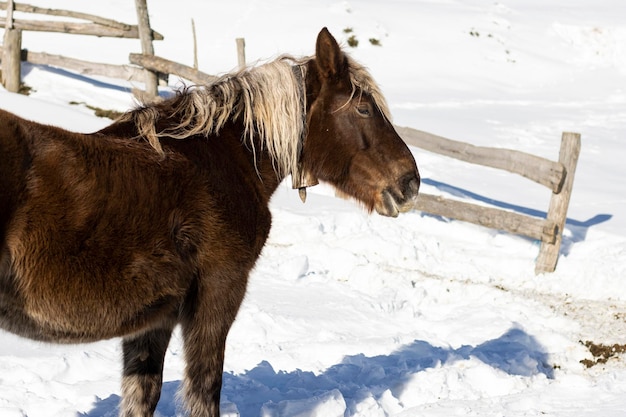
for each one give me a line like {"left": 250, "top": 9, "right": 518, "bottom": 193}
{"left": 422, "top": 177, "right": 612, "bottom": 256}
{"left": 21, "top": 62, "right": 179, "bottom": 99}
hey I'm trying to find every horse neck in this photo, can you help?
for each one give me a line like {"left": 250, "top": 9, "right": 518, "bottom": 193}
{"left": 244, "top": 133, "right": 288, "bottom": 199}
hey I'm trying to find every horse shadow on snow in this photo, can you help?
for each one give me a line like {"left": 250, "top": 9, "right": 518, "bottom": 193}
{"left": 81, "top": 327, "right": 553, "bottom": 417}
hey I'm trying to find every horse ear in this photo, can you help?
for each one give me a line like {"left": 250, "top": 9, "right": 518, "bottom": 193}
{"left": 315, "top": 27, "right": 345, "bottom": 79}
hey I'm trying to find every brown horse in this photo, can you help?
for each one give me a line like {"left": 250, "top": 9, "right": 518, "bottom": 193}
{"left": 0, "top": 28, "right": 419, "bottom": 416}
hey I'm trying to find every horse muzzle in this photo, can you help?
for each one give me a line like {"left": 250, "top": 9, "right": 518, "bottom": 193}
{"left": 376, "top": 172, "right": 420, "bottom": 218}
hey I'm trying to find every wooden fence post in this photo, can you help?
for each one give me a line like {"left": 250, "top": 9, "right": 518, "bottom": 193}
{"left": 534, "top": 132, "right": 581, "bottom": 274}
{"left": 1, "top": 0, "right": 21, "bottom": 92}
{"left": 134, "top": 0, "right": 158, "bottom": 97}
{"left": 191, "top": 18, "right": 198, "bottom": 70}
{"left": 236, "top": 37, "right": 245, "bottom": 70}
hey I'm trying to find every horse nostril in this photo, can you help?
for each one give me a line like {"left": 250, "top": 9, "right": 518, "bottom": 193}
{"left": 408, "top": 177, "right": 420, "bottom": 194}
{"left": 400, "top": 173, "right": 420, "bottom": 197}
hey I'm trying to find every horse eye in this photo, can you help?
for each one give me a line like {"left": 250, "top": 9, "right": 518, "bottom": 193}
{"left": 356, "top": 104, "right": 372, "bottom": 118}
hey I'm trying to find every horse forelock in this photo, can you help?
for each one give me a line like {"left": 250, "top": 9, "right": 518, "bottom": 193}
{"left": 345, "top": 56, "right": 392, "bottom": 122}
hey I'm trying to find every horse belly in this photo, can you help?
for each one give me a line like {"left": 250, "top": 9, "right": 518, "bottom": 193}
{"left": 4, "top": 227, "right": 193, "bottom": 342}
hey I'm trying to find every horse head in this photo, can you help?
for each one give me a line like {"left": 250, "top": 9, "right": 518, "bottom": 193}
{"left": 297, "top": 28, "right": 420, "bottom": 217}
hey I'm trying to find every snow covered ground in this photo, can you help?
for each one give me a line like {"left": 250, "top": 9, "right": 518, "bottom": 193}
{"left": 1, "top": 0, "right": 625, "bottom": 416}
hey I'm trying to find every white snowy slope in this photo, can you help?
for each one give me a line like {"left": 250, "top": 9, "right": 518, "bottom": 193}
{"left": 0, "top": 1, "right": 625, "bottom": 416}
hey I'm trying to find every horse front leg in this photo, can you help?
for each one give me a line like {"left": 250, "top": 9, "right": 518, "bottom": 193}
{"left": 180, "top": 270, "right": 248, "bottom": 417}
{"left": 120, "top": 327, "right": 173, "bottom": 417}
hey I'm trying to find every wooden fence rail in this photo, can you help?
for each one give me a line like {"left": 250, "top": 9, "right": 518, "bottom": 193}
{"left": 129, "top": 53, "right": 217, "bottom": 85}
{"left": 0, "top": 19, "right": 163, "bottom": 39}
{"left": 399, "top": 126, "right": 581, "bottom": 274}
{"left": 0, "top": 1, "right": 131, "bottom": 29}
{"left": 395, "top": 127, "right": 566, "bottom": 192}
{"left": 0, "top": 46, "right": 147, "bottom": 81}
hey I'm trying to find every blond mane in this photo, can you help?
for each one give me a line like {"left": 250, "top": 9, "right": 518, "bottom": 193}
{"left": 120, "top": 53, "right": 391, "bottom": 179}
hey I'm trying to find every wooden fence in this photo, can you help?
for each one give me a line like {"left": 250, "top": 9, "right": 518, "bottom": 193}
{"left": 0, "top": 0, "right": 164, "bottom": 95}
{"left": 398, "top": 127, "right": 581, "bottom": 274}
{"left": 0, "top": 1, "right": 247, "bottom": 93}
